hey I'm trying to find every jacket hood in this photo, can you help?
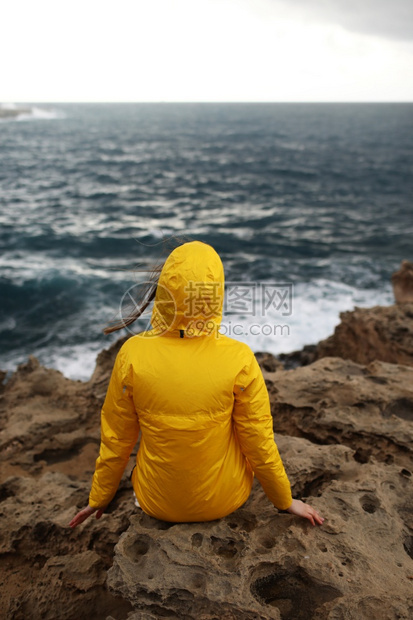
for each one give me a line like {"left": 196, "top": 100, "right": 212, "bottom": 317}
{"left": 151, "top": 241, "right": 224, "bottom": 336}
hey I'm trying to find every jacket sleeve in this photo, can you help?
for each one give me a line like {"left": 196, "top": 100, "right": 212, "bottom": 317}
{"left": 89, "top": 345, "right": 140, "bottom": 509}
{"left": 232, "top": 352, "right": 293, "bottom": 510}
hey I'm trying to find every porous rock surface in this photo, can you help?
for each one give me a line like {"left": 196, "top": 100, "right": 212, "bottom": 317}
{"left": 108, "top": 358, "right": 413, "bottom": 620}
{"left": 0, "top": 310, "right": 412, "bottom": 619}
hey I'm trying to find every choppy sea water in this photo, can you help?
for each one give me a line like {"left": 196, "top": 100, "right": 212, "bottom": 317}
{"left": 0, "top": 103, "right": 412, "bottom": 379}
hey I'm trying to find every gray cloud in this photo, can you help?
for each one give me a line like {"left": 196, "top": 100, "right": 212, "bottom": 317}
{"left": 272, "top": 0, "right": 413, "bottom": 42}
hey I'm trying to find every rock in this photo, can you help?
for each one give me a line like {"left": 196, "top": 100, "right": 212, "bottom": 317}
{"left": 0, "top": 356, "right": 94, "bottom": 462}
{"left": 1, "top": 311, "right": 413, "bottom": 618}
{"left": 0, "top": 106, "right": 31, "bottom": 119}
{"left": 269, "top": 357, "right": 413, "bottom": 468}
{"left": 0, "top": 472, "right": 135, "bottom": 619}
{"left": 89, "top": 336, "right": 129, "bottom": 400}
{"left": 277, "top": 344, "right": 318, "bottom": 369}
{"left": 0, "top": 370, "right": 6, "bottom": 394}
{"left": 106, "top": 358, "right": 413, "bottom": 619}
{"left": 107, "top": 437, "right": 413, "bottom": 619}
{"left": 314, "top": 304, "right": 413, "bottom": 367}
{"left": 254, "top": 351, "right": 284, "bottom": 372}
{"left": 0, "top": 341, "right": 127, "bottom": 472}
{"left": 392, "top": 260, "right": 413, "bottom": 304}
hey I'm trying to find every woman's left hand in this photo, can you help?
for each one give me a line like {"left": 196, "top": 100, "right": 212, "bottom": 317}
{"left": 69, "top": 505, "right": 105, "bottom": 528}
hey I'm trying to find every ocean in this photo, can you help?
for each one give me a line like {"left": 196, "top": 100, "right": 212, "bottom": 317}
{"left": 1, "top": 102, "right": 412, "bottom": 380}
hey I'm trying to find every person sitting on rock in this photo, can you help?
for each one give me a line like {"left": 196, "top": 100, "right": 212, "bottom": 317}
{"left": 69, "top": 241, "right": 324, "bottom": 528}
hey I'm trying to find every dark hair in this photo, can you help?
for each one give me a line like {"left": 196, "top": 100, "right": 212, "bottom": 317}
{"left": 103, "top": 235, "right": 189, "bottom": 335}
{"left": 102, "top": 262, "right": 163, "bottom": 334}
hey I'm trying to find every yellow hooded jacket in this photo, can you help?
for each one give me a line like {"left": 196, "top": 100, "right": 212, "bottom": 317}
{"left": 89, "top": 241, "right": 292, "bottom": 521}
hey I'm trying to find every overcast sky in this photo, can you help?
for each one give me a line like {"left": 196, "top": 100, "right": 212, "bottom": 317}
{"left": 1, "top": 0, "right": 412, "bottom": 102}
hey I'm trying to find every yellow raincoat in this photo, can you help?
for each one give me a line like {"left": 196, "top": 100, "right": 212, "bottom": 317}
{"left": 89, "top": 241, "right": 292, "bottom": 521}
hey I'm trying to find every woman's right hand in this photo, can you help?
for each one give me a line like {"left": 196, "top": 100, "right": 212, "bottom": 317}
{"left": 69, "top": 505, "right": 105, "bottom": 528}
{"left": 286, "top": 499, "right": 324, "bottom": 526}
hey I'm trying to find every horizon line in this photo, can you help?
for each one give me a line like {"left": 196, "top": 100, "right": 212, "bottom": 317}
{"left": 3, "top": 100, "right": 413, "bottom": 105}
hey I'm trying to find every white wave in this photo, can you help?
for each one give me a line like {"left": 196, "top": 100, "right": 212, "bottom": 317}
{"left": 49, "top": 280, "right": 394, "bottom": 379}
{"left": 17, "top": 106, "right": 66, "bottom": 121}
{"left": 279, "top": 140, "right": 305, "bottom": 151}
{"left": 220, "top": 279, "right": 394, "bottom": 356}
{"left": 0, "top": 251, "right": 133, "bottom": 285}
{"left": 0, "top": 279, "right": 395, "bottom": 382}
{"left": 0, "top": 342, "right": 104, "bottom": 382}
{"left": 43, "top": 343, "right": 104, "bottom": 381}
{"left": 0, "top": 317, "right": 16, "bottom": 333}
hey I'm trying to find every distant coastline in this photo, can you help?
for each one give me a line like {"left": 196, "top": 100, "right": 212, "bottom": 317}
{"left": 0, "top": 106, "right": 31, "bottom": 119}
